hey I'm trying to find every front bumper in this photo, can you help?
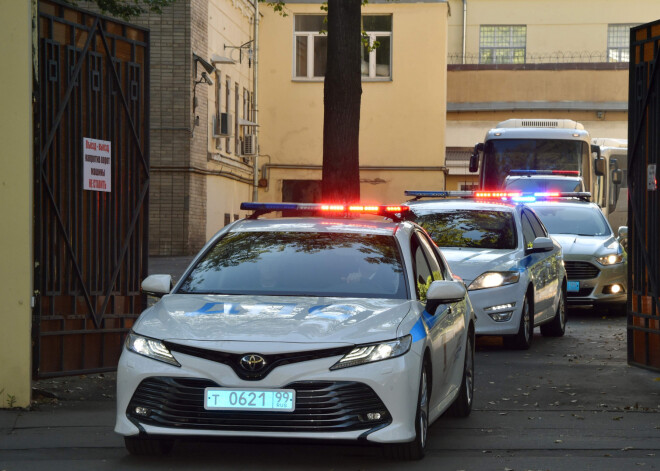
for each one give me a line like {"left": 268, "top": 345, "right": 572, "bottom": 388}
{"left": 467, "top": 282, "right": 526, "bottom": 336}
{"left": 115, "top": 341, "right": 424, "bottom": 444}
{"left": 564, "top": 259, "right": 626, "bottom": 307}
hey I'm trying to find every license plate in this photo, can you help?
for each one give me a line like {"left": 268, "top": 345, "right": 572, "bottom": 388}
{"left": 204, "top": 388, "right": 295, "bottom": 412}
{"left": 567, "top": 281, "right": 580, "bottom": 292}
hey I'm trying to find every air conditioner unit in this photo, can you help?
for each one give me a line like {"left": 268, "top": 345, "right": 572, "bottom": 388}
{"left": 212, "top": 113, "right": 232, "bottom": 137}
{"left": 242, "top": 134, "right": 257, "bottom": 156}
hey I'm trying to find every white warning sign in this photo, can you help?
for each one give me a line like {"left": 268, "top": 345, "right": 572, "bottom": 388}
{"left": 83, "top": 137, "right": 111, "bottom": 192}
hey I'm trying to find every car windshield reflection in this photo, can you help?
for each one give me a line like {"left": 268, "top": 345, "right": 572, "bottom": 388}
{"left": 177, "top": 232, "right": 407, "bottom": 299}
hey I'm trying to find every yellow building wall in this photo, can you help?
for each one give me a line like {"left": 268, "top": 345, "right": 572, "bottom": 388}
{"left": 447, "top": 67, "right": 629, "bottom": 146}
{"left": 258, "top": 2, "right": 449, "bottom": 202}
{"left": 0, "top": 0, "right": 33, "bottom": 408}
{"left": 205, "top": 0, "right": 257, "bottom": 239}
{"left": 447, "top": 0, "right": 660, "bottom": 59}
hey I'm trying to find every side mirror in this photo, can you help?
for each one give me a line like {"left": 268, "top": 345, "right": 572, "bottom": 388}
{"left": 612, "top": 168, "right": 622, "bottom": 186}
{"left": 617, "top": 226, "right": 628, "bottom": 239}
{"left": 469, "top": 143, "right": 483, "bottom": 173}
{"left": 594, "top": 156, "right": 605, "bottom": 177}
{"left": 617, "top": 226, "right": 628, "bottom": 252}
{"left": 425, "top": 280, "right": 466, "bottom": 314}
{"left": 142, "top": 274, "right": 173, "bottom": 297}
{"left": 528, "top": 236, "right": 554, "bottom": 253}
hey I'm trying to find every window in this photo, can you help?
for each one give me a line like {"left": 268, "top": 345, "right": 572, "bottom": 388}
{"left": 225, "top": 76, "right": 231, "bottom": 153}
{"left": 520, "top": 212, "right": 536, "bottom": 250}
{"left": 215, "top": 72, "right": 222, "bottom": 150}
{"left": 608, "top": 24, "right": 636, "bottom": 63}
{"left": 479, "top": 25, "right": 526, "bottom": 64}
{"left": 234, "top": 83, "right": 240, "bottom": 155}
{"left": 294, "top": 14, "right": 392, "bottom": 80}
{"left": 178, "top": 232, "right": 406, "bottom": 299}
{"left": 413, "top": 209, "right": 517, "bottom": 250}
{"left": 361, "top": 16, "right": 392, "bottom": 79}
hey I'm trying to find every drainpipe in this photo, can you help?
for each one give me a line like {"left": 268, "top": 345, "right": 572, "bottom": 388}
{"left": 462, "top": 0, "right": 467, "bottom": 64}
{"left": 252, "top": 0, "right": 260, "bottom": 202}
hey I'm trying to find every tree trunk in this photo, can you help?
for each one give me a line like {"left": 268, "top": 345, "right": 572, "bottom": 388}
{"left": 321, "top": 0, "right": 362, "bottom": 204}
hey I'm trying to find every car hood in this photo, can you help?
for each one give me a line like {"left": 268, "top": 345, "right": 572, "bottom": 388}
{"left": 551, "top": 234, "right": 617, "bottom": 258}
{"left": 132, "top": 294, "right": 413, "bottom": 350}
{"left": 440, "top": 248, "right": 518, "bottom": 284}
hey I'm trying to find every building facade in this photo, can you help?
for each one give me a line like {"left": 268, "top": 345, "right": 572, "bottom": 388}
{"left": 443, "top": 0, "right": 660, "bottom": 189}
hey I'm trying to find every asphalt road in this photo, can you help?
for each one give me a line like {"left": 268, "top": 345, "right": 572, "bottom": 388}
{"left": 1, "top": 308, "right": 659, "bottom": 471}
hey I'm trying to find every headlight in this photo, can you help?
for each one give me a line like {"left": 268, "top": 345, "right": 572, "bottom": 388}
{"left": 596, "top": 254, "right": 624, "bottom": 266}
{"left": 330, "top": 335, "right": 412, "bottom": 370}
{"left": 468, "top": 271, "right": 520, "bottom": 291}
{"left": 126, "top": 332, "right": 180, "bottom": 366}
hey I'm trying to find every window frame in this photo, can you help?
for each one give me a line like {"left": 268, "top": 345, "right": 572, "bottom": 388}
{"left": 479, "top": 25, "right": 527, "bottom": 64}
{"left": 607, "top": 23, "right": 636, "bottom": 63}
{"left": 293, "top": 14, "right": 392, "bottom": 82}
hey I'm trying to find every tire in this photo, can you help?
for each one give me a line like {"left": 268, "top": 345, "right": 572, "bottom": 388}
{"left": 541, "top": 284, "right": 566, "bottom": 337}
{"left": 445, "top": 329, "right": 474, "bottom": 417}
{"left": 504, "top": 294, "right": 533, "bottom": 350}
{"left": 384, "top": 360, "right": 429, "bottom": 461}
{"left": 124, "top": 436, "right": 174, "bottom": 456}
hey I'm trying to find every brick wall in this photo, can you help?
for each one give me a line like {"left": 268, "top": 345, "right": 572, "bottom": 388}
{"left": 80, "top": 0, "right": 209, "bottom": 255}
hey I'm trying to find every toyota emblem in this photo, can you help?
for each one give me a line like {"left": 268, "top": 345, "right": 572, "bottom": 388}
{"left": 240, "top": 354, "right": 266, "bottom": 371}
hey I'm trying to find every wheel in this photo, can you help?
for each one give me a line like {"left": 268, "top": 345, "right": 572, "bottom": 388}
{"left": 384, "top": 360, "right": 429, "bottom": 461}
{"left": 124, "top": 436, "right": 174, "bottom": 456}
{"left": 504, "top": 295, "right": 533, "bottom": 350}
{"left": 445, "top": 329, "right": 474, "bottom": 417}
{"left": 541, "top": 284, "right": 566, "bottom": 337}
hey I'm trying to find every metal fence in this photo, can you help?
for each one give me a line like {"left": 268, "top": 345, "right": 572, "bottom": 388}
{"left": 448, "top": 51, "right": 620, "bottom": 65}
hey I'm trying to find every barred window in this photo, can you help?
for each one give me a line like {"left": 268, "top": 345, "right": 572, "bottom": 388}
{"left": 479, "top": 25, "right": 526, "bottom": 64}
{"left": 608, "top": 24, "right": 637, "bottom": 63}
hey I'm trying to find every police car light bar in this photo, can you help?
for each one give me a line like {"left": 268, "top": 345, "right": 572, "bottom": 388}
{"left": 508, "top": 169, "right": 580, "bottom": 176}
{"left": 404, "top": 190, "right": 474, "bottom": 200}
{"left": 241, "top": 202, "right": 410, "bottom": 220}
{"left": 405, "top": 190, "right": 591, "bottom": 202}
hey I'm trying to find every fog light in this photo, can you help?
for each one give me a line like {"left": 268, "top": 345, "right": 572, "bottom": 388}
{"left": 367, "top": 412, "right": 382, "bottom": 421}
{"left": 488, "top": 311, "right": 513, "bottom": 322}
{"left": 134, "top": 406, "right": 150, "bottom": 416}
{"left": 603, "top": 284, "right": 624, "bottom": 295}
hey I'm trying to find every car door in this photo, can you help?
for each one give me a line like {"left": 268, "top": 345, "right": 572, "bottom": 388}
{"left": 526, "top": 208, "right": 561, "bottom": 322}
{"left": 521, "top": 208, "right": 557, "bottom": 322}
{"left": 411, "top": 230, "right": 463, "bottom": 404}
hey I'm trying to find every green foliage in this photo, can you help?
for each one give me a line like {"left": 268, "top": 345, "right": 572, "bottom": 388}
{"left": 0, "top": 388, "right": 17, "bottom": 408}
{"left": 417, "top": 271, "right": 441, "bottom": 303}
{"left": 64, "top": 0, "right": 175, "bottom": 20}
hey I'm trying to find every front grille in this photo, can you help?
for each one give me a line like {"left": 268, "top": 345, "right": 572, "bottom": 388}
{"left": 565, "top": 261, "right": 600, "bottom": 280}
{"left": 163, "top": 341, "right": 351, "bottom": 381}
{"left": 127, "top": 377, "right": 391, "bottom": 432}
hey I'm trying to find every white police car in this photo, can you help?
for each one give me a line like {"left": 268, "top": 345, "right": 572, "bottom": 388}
{"left": 405, "top": 191, "right": 567, "bottom": 350}
{"left": 115, "top": 203, "right": 476, "bottom": 460}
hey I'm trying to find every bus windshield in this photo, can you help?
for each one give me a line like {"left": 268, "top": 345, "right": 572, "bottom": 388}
{"left": 481, "top": 139, "right": 589, "bottom": 189}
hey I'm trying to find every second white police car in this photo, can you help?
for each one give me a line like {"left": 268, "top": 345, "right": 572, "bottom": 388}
{"left": 405, "top": 191, "right": 568, "bottom": 350}
{"left": 115, "top": 203, "right": 475, "bottom": 460}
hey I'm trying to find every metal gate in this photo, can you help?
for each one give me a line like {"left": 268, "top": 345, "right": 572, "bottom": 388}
{"left": 34, "top": 0, "right": 149, "bottom": 377}
{"left": 627, "top": 20, "right": 660, "bottom": 371}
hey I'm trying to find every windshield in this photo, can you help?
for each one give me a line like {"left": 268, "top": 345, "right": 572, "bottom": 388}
{"left": 505, "top": 177, "right": 583, "bottom": 192}
{"left": 177, "top": 231, "right": 407, "bottom": 299}
{"left": 413, "top": 209, "right": 517, "bottom": 249}
{"left": 482, "top": 139, "right": 588, "bottom": 189}
{"left": 531, "top": 205, "right": 611, "bottom": 236}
